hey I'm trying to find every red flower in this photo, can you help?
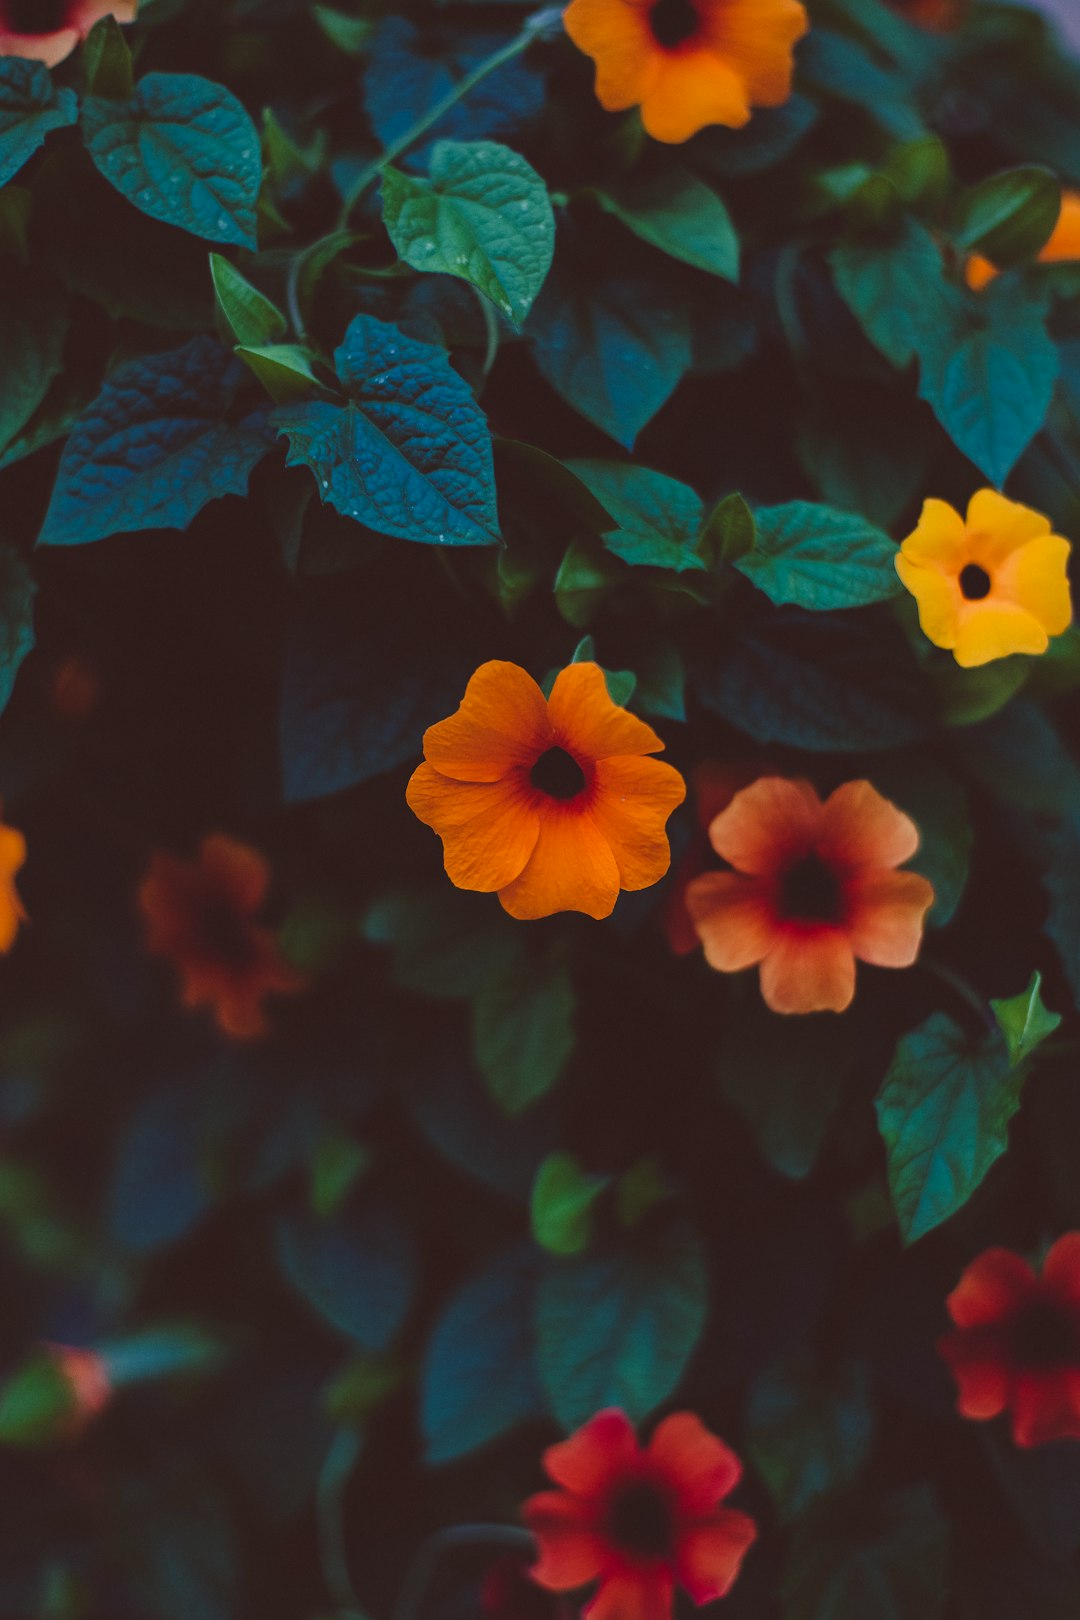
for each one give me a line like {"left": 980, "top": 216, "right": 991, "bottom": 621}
{"left": 939, "top": 1237, "right": 1080, "bottom": 1448}
{"left": 44, "top": 1344, "right": 112, "bottom": 1438}
{"left": 523, "top": 1408, "right": 757, "bottom": 1620}
{"left": 138, "top": 833, "right": 305, "bottom": 1039}
{"left": 0, "top": 1, "right": 137, "bottom": 67}
{"left": 662, "top": 761, "right": 773, "bottom": 956}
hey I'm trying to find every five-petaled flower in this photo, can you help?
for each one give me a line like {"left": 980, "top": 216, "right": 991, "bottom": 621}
{"left": 967, "top": 190, "right": 1080, "bottom": 290}
{"left": 896, "top": 490, "right": 1072, "bottom": 668}
{"left": 685, "top": 777, "right": 934, "bottom": 1015}
{"left": 406, "top": 661, "right": 686, "bottom": 921}
{"left": 138, "top": 833, "right": 305, "bottom": 1039}
{"left": 562, "top": 0, "right": 808, "bottom": 145}
{"left": 939, "top": 1237, "right": 1080, "bottom": 1448}
{"left": 523, "top": 1407, "right": 757, "bottom": 1620}
{"left": 0, "top": 0, "right": 137, "bottom": 66}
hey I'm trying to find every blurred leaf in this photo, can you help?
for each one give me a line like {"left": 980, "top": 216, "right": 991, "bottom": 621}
{"left": 0, "top": 274, "right": 67, "bottom": 458}
{"left": 747, "top": 1359, "right": 876, "bottom": 1522}
{"left": 870, "top": 756, "right": 970, "bottom": 928}
{"left": 1043, "top": 819, "right": 1080, "bottom": 1010}
{"left": 990, "top": 973, "right": 1062, "bottom": 1068}
{"left": 0, "top": 60, "right": 77, "bottom": 189}
{"left": 0, "top": 1354, "right": 75, "bottom": 1447}
{"left": 472, "top": 950, "right": 576, "bottom": 1115}
{"left": 702, "top": 491, "right": 755, "bottom": 565}
{"left": 782, "top": 1485, "right": 946, "bottom": 1619}
{"left": 596, "top": 169, "right": 739, "bottom": 281}
{"left": 109, "top": 1081, "right": 213, "bottom": 1255}
{"left": 276, "top": 1206, "right": 416, "bottom": 1350}
{"left": 364, "top": 888, "right": 515, "bottom": 1000}
{"left": 98, "top": 1325, "right": 225, "bottom": 1386}
{"left": 951, "top": 166, "right": 1061, "bottom": 267}
{"left": 717, "top": 1006, "right": 856, "bottom": 1180}
{"left": 831, "top": 218, "right": 954, "bottom": 370}
{"left": 0, "top": 545, "right": 34, "bottom": 719}
{"left": 530, "top": 1153, "right": 608, "bottom": 1257}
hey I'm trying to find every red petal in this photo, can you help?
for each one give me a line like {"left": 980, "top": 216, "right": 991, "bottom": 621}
{"left": 675, "top": 1511, "right": 758, "bottom": 1604}
{"left": 946, "top": 1248, "right": 1037, "bottom": 1329}
{"left": 523, "top": 1491, "right": 606, "bottom": 1590}
{"left": 937, "top": 1331, "right": 1010, "bottom": 1420}
{"left": 1011, "top": 1369, "right": 1080, "bottom": 1448}
{"left": 647, "top": 1413, "right": 741, "bottom": 1513}
{"left": 1043, "top": 1232, "right": 1080, "bottom": 1315}
{"left": 543, "top": 1409, "right": 639, "bottom": 1499}
{"left": 585, "top": 1572, "right": 674, "bottom": 1620}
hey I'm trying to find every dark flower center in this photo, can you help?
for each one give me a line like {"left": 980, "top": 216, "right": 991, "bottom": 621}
{"left": 530, "top": 746, "right": 586, "bottom": 801}
{"left": 648, "top": 0, "right": 701, "bottom": 49}
{"left": 606, "top": 1481, "right": 675, "bottom": 1560}
{"left": 7, "top": 0, "right": 70, "bottom": 30}
{"left": 959, "top": 563, "right": 992, "bottom": 601}
{"left": 780, "top": 852, "right": 843, "bottom": 924}
{"left": 197, "top": 895, "right": 258, "bottom": 970}
{"left": 1012, "top": 1301, "right": 1080, "bottom": 1368}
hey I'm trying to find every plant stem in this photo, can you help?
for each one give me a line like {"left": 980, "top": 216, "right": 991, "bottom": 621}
{"left": 317, "top": 1427, "right": 366, "bottom": 1618}
{"left": 392, "top": 1525, "right": 534, "bottom": 1620}
{"left": 922, "top": 956, "right": 997, "bottom": 1034}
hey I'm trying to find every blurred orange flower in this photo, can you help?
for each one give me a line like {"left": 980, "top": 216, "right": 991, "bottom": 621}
{"left": 45, "top": 1344, "right": 112, "bottom": 1439}
{"left": 406, "top": 661, "right": 685, "bottom": 920}
{"left": 0, "top": 808, "right": 26, "bottom": 954}
{"left": 563, "top": 0, "right": 808, "bottom": 144}
{"left": 662, "top": 760, "right": 773, "bottom": 956}
{"left": 138, "top": 834, "right": 304, "bottom": 1039}
{"left": 0, "top": 0, "right": 137, "bottom": 66}
{"left": 967, "top": 190, "right": 1080, "bottom": 291}
{"left": 686, "top": 777, "right": 934, "bottom": 1014}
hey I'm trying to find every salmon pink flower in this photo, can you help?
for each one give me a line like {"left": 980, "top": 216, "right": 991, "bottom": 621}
{"left": 662, "top": 760, "right": 772, "bottom": 956}
{"left": 138, "top": 833, "right": 305, "bottom": 1039}
{"left": 967, "top": 190, "right": 1080, "bottom": 290}
{"left": 406, "top": 661, "right": 685, "bottom": 921}
{"left": 0, "top": 1, "right": 137, "bottom": 67}
{"left": 523, "top": 1408, "right": 756, "bottom": 1620}
{"left": 685, "top": 777, "right": 934, "bottom": 1015}
{"left": 896, "top": 491, "right": 1072, "bottom": 669}
{"left": 939, "top": 1237, "right": 1080, "bottom": 1448}
{"left": 563, "top": 0, "right": 808, "bottom": 145}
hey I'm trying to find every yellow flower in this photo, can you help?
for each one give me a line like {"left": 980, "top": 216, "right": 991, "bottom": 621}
{"left": 896, "top": 490, "right": 1072, "bottom": 669}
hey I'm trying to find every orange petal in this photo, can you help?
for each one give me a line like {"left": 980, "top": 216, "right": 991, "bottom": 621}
{"left": 899, "top": 498, "right": 968, "bottom": 571}
{"left": 641, "top": 48, "right": 752, "bottom": 143}
{"left": 946, "top": 1248, "right": 1036, "bottom": 1328}
{"left": 1043, "top": 1233, "right": 1080, "bottom": 1313}
{"left": 1042, "top": 190, "right": 1080, "bottom": 264}
{"left": 817, "top": 780, "right": 919, "bottom": 873}
{"left": 759, "top": 930, "right": 856, "bottom": 1015}
{"left": 405, "top": 764, "right": 540, "bottom": 891}
{"left": 0, "top": 822, "right": 26, "bottom": 953}
{"left": 675, "top": 1511, "right": 758, "bottom": 1604}
{"left": 200, "top": 833, "right": 269, "bottom": 913}
{"left": 707, "top": 777, "right": 821, "bottom": 873}
{"left": 937, "top": 1333, "right": 1010, "bottom": 1420}
{"left": 523, "top": 1491, "right": 606, "bottom": 1590}
{"left": 684, "top": 872, "right": 777, "bottom": 971}
{"left": 548, "top": 663, "right": 665, "bottom": 762}
{"left": 703, "top": 0, "right": 808, "bottom": 106}
{"left": 1011, "top": 1369, "right": 1080, "bottom": 1449}
{"left": 563, "top": 0, "right": 659, "bottom": 112}
{"left": 845, "top": 869, "right": 935, "bottom": 968}
{"left": 498, "top": 803, "right": 621, "bottom": 919}
{"left": 423, "top": 661, "right": 551, "bottom": 784}
{"left": 542, "top": 1409, "right": 638, "bottom": 1497}
{"left": 586, "top": 1573, "right": 674, "bottom": 1620}
{"left": 73, "top": 0, "right": 139, "bottom": 29}
{"left": 648, "top": 1413, "right": 741, "bottom": 1513}
{"left": 587, "top": 755, "right": 685, "bottom": 890}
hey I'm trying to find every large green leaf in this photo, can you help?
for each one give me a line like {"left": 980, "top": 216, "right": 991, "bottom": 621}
{"left": 831, "top": 218, "right": 955, "bottom": 369}
{"left": 875, "top": 1013, "right": 1021, "bottom": 1244}
{"left": 472, "top": 950, "right": 576, "bottom": 1115}
{"left": 568, "top": 460, "right": 705, "bottom": 572}
{"left": 782, "top": 1485, "right": 947, "bottom": 1620}
{"left": 596, "top": 169, "right": 738, "bottom": 281}
{"left": 737, "top": 502, "right": 902, "bottom": 610}
{"left": 0, "top": 59, "right": 77, "bottom": 190}
{"left": 950, "top": 165, "right": 1061, "bottom": 267}
{"left": 382, "top": 139, "right": 554, "bottom": 324}
{"left": 82, "top": 73, "right": 261, "bottom": 248}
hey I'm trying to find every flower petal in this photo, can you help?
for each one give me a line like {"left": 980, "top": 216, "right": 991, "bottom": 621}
{"left": 648, "top": 1413, "right": 741, "bottom": 1513}
{"left": 498, "top": 804, "right": 622, "bottom": 919}
{"left": 524, "top": 1491, "right": 607, "bottom": 1590}
{"left": 674, "top": 1512, "right": 758, "bottom": 1604}
{"left": 423, "top": 662, "right": 551, "bottom": 784}
{"left": 1011, "top": 1369, "right": 1080, "bottom": 1449}
{"left": 201, "top": 833, "right": 269, "bottom": 912}
{"left": 946, "top": 1248, "right": 1037, "bottom": 1328}
{"left": 899, "top": 498, "right": 968, "bottom": 570}
{"left": 548, "top": 663, "right": 665, "bottom": 762}
{"left": 966, "top": 488, "right": 1052, "bottom": 565}
{"left": 585, "top": 1572, "right": 674, "bottom": 1620}
{"left": 587, "top": 755, "right": 686, "bottom": 890}
{"left": 703, "top": 0, "right": 808, "bottom": 105}
{"left": 563, "top": 0, "right": 658, "bottom": 112}
{"left": 937, "top": 1331, "right": 1010, "bottom": 1421}
{"left": 684, "top": 872, "right": 777, "bottom": 971}
{"left": 952, "top": 603, "right": 1050, "bottom": 667}
{"left": 845, "top": 869, "right": 935, "bottom": 967}
{"left": 707, "top": 776, "right": 821, "bottom": 873}
{"left": 0, "top": 25, "right": 80, "bottom": 64}
{"left": 641, "top": 49, "right": 751, "bottom": 143}
{"left": 817, "top": 780, "right": 920, "bottom": 873}
{"left": 405, "top": 764, "right": 540, "bottom": 891}
{"left": 1043, "top": 190, "right": 1080, "bottom": 264}
{"left": 73, "top": 0, "right": 139, "bottom": 29}
{"left": 997, "top": 534, "right": 1073, "bottom": 637}
{"left": 542, "top": 1409, "right": 639, "bottom": 1498}
{"left": 759, "top": 930, "right": 857, "bottom": 1015}
{"left": 1043, "top": 1233, "right": 1080, "bottom": 1314}
{"left": 894, "top": 557, "right": 961, "bottom": 650}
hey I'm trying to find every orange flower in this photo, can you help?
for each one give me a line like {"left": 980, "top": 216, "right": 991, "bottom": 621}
{"left": 45, "top": 1345, "right": 112, "bottom": 1439}
{"left": 685, "top": 777, "right": 935, "bottom": 1015}
{"left": 563, "top": 0, "right": 808, "bottom": 144}
{"left": 138, "top": 834, "right": 305, "bottom": 1039}
{"left": 662, "top": 760, "right": 772, "bottom": 955}
{"left": 406, "top": 661, "right": 686, "bottom": 920}
{"left": 0, "top": 807, "right": 26, "bottom": 954}
{"left": 0, "top": 0, "right": 137, "bottom": 66}
{"left": 967, "top": 190, "right": 1080, "bottom": 291}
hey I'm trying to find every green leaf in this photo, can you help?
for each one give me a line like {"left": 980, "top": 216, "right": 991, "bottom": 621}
{"left": 531, "top": 1153, "right": 609, "bottom": 1257}
{"left": 382, "top": 139, "right": 554, "bottom": 325}
{"left": 98, "top": 1326, "right": 225, "bottom": 1386}
{"left": 276, "top": 1207, "right": 415, "bottom": 1350}
{"left": 990, "top": 973, "right": 1062, "bottom": 1068}
{"left": 308, "top": 1130, "right": 370, "bottom": 1218}
{"left": 567, "top": 460, "right": 705, "bottom": 573}
{"left": 39, "top": 338, "right": 271, "bottom": 546}
{"left": 0, "top": 59, "right": 77, "bottom": 190}
{"left": 0, "top": 1352, "right": 76, "bottom": 1446}
{"left": 738, "top": 502, "right": 902, "bottom": 610}
{"left": 536, "top": 1221, "right": 707, "bottom": 1430}
{"left": 0, "top": 546, "right": 34, "bottom": 720}
{"left": 471, "top": 951, "right": 576, "bottom": 1115}
{"left": 875, "top": 1013, "right": 1021, "bottom": 1244}
{"left": 209, "top": 254, "right": 287, "bottom": 348}
{"left": 236, "top": 343, "right": 321, "bottom": 403}
{"left": 363, "top": 888, "right": 515, "bottom": 1001}
{"left": 82, "top": 73, "right": 261, "bottom": 249}
{"left": 554, "top": 539, "right": 623, "bottom": 629}
{"left": 83, "top": 13, "right": 134, "bottom": 100}
{"left": 1044, "top": 820, "right": 1080, "bottom": 1010}
{"left": 874, "top": 758, "right": 970, "bottom": 928}
{"left": 831, "top": 218, "right": 955, "bottom": 370}
{"left": 274, "top": 314, "right": 499, "bottom": 547}
{"left": 313, "top": 3, "right": 373, "bottom": 53}
{"left": 951, "top": 166, "right": 1061, "bottom": 267}
{"left": 934, "top": 654, "right": 1031, "bottom": 728}
{"left": 0, "top": 273, "right": 67, "bottom": 459}
{"left": 782, "top": 1485, "right": 947, "bottom": 1620}
{"left": 747, "top": 1359, "right": 876, "bottom": 1523}
{"left": 596, "top": 169, "right": 739, "bottom": 281}
{"left": 702, "top": 491, "right": 756, "bottom": 565}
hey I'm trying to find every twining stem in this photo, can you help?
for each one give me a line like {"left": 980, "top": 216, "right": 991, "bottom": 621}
{"left": 921, "top": 956, "right": 997, "bottom": 1034}
{"left": 392, "top": 1525, "right": 535, "bottom": 1620}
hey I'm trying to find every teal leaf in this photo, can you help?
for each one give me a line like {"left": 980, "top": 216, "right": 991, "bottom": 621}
{"left": 382, "top": 139, "right": 554, "bottom": 324}
{"left": 875, "top": 1013, "right": 1021, "bottom": 1244}
{"left": 596, "top": 169, "right": 739, "bottom": 281}
{"left": 109, "top": 1082, "right": 212, "bottom": 1254}
{"left": 869, "top": 757, "right": 970, "bottom": 928}
{"left": 0, "top": 59, "right": 77, "bottom": 190}
{"left": 39, "top": 338, "right": 272, "bottom": 546}
{"left": 82, "top": 73, "right": 261, "bottom": 249}
{"left": 472, "top": 950, "right": 576, "bottom": 1115}
{"left": 0, "top": 275, "right": 67, "bottom": 459}
{"left": 276, "top": 1207, "right": 415, "bottom": 1350}
{"left": 209, "top": 253, "right": 286, "bottom": 347}
{"left": 536, "top": 1220, "right": 707, "bottom": 1430}
{"left": 990, "top": 973, "right": 1062, "bottom": 1068}
{"left": 274, "top": 315, "right": 499, "bottom": 546}
{"left": 568, "top": 460, "right": 705, "bottom": 572}
{"left": 831, "top": 218, "right": 956, "bottom": 370}
{"left": 747, "top": 1359, "right": 876, "bottom": 1522}
{"left": 782, "top": 1484, "right": 947, "bottom": 1620}
{"left": 738, "top": 502, "right": 902, "bottom": 610}
{"left": 0, "top": 545, "right": 35, "bottom": 720}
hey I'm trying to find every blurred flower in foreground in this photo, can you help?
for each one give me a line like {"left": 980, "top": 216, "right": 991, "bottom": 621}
{"left": 0, "top": 1345, "right": 111, "bottom": 1446}
{"left": 0, "top": 807, "right": 26, "bottom": 954}
{"left": 967, "top": 190, "right": 1080, "bottom": 290}
{"left": 896, "top": 490, "right": 1072, "bottom": 668}
{"left": 138, "top": 834, "right": 305, "bottom": 1039}
{"left": 523, "top": 1408, "right": 756, "bottom": 1620}
{"left": 686, "top": 778, "right": 934, "bottom": 1015}
{"left": 0, "top": 1, "right": 137, "bottom": 66}
{"left": 662, "top": 760, "right": 773, "bottom": 956}
{"left": 939, "top": 1237, "right": 1080, "bottom": 1448}
{"left": 407, "top": 661, "right": 685, "bottom": 920}
{"left": 562, "top": 0, "right": 808, "bottom": 144}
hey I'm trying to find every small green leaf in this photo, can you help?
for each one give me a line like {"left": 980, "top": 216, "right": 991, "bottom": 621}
{"left": 382, "top": 139, "right": 555, "bottom": 324}
{"left": 951, "top": 166, "right": 1062, "bottom": 268}
{"left": 209, "top": 254, "right": 287, "bottom": 348}
{"left": 0, "top": 60, "right": 77, "bottom": 190}
{"left": 530, "top": 1153, "right": 609, "bottom": 1257}
{"left": 596, "top": 169, "right": 739, "bottom": 281}
{"left": 236, "top": 343, "right": 322, "bottom": 403}
{"left": 363, "top": 888, "right": 515, "bottom": 1001}
{"left": 990, "top": 973, "right": 1062, "bottom": 1068}
{"left": 0, "top": 1352, "right": 76, "bottom": 1447}
{"left": 738, "top": 502, "right": 902, "bottom": 610}
{"left": 309, "top": 1131, "right": 370, "bottom": 1218}
{"left": 83, "top": 13, "right": 134, "bottom": 100}
{"left": 472, "top": 951, "right": 576, "bottom": 1116}
{"left": 702, "top": 491, "right": 756, "bottom": 565}
{"left": 313, "top": 4, "right": 373, "bottom": 53}
{"left": 568, "top": 460, "right": 705, "bottom": 573}
{"left": 554, "top": 539, "right": 623, "bottom": 629}
{"left": 875, "top": 1013, "right": 1020, "bottom": 1244}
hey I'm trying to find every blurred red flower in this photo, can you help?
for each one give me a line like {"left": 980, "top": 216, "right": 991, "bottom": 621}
{"left": 0, "top": 1, "right": 137, "bottom": 66}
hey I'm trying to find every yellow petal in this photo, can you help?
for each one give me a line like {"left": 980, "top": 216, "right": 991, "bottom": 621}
{"left": 998, "top": 534, "right": 1073, "bottom": 636}
{"left": 952, "top": 604, "right": 1050, "bottom": 667}
{"left": 966, "top": 489, "right": 1051, "bottom": 567}
{"left": 895, "top": 556, "right": 961, "bottom": 650}
{"left": 898, "top": 498, "right": 968, "bottom": 570}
